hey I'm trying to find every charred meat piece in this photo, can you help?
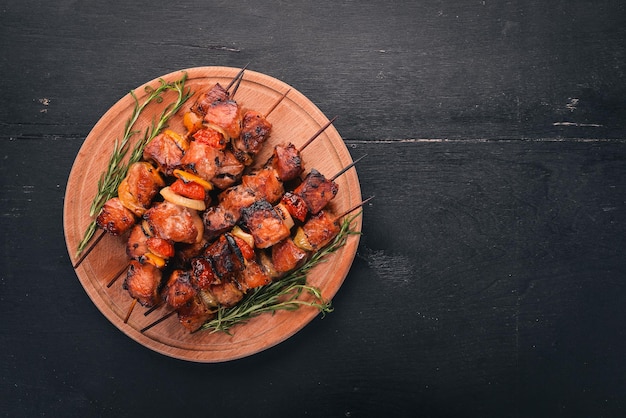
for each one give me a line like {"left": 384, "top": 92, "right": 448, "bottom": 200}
{"left": 204, "top": 100, "right": 242, "bottom": 140}
{"left": 240, "top": 199, "right": 291, "bottom": 249}
{"left": 272, "top": 238, "right": 308, "bottom": 274}
{"left": 238, "top": 260, "right": 272, "bottom": 291}
{"left": 203, "top": 184, "right": 258, "bottom": 240}
{"left": 271, "top": 143, "right": 302, "bottom": 182}
{"left": 126, "top": 224, "right": 149, "bottom": 259}
{"left": 142, "top": 131, "right": 187, "bottom": 176}
{"left": 174, "top": 239, "right": 208, "bottom": 267}
{"left": 125, "top": 162, "right": 165, "bottom": 207}
{"left": 163, "top": 269, "right": 196, "bottom": 309}
{"left": 219, "top": 184, "right": 258, "bottom": 215}
{"left": 204, "top": 234, "right": 244, "bottom": 279}
{"left": 143, "top": 201, "right": 203, "bottom": 244}
{"left": 209, "top": 280, "right": 244, "bottom": 308}
{"left": 202, "top": 168, "right": 284, "bottom": 241}
{"left": 192, "top": 83, "right": 229, "bottom": 116}
{"left": 96, "top": 197, "right": 136, "bottom": 235}
{"left": 180, "top": 140, "right": 221, "bottom": 183}
{"left": 177, "top": 294, "right": 215, "bottom": 333}
{"left": 242, "top": 168, "right": 284, "bottom": 204}
{"left": 294, "top": 169, "right": 338, "bottom": 215}
{"left": 118, "top": 162, "right": 165, "bottom": 216}
{"left": 233, "top": 110, "right": 272, "bottom": 164}
{"left": 202, "top": 206, "right": 238, "bottom": 241}
{"left": 302, "top": 211, "right": 341, "bottom": 251}
{"left": 124, "top": 260, "right": 162, "bottom": 307}
{"left": 211, "top": 150, "right": 245, "bottom": 190}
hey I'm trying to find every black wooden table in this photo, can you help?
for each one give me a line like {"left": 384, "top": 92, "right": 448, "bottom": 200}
{"left": 2, "top": 1, "right": 626, "bottom": 417}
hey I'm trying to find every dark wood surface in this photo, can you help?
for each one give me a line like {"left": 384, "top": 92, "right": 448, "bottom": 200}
{"left": 2, "top": 1, "right": 626, "bottom": 416}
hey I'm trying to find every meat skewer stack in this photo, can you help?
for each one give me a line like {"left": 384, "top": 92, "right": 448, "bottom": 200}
{"left": 143, "top": 157, "right": 367, "bottom": 333}
{"left": 74, "top": 68, "right": 367, "bottom": 334}
{"left": 124, "top": 118, "right": 359, "bottom": 327}
{"left": 116, "top": 81, "right": 294, "bottom": 321}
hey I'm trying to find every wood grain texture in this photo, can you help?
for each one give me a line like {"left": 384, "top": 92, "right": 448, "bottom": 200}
{"left": 1, "top": 1, "right": 625, "bottom": 140}
{"left": 3, "top": 0, "right": 626, "bottom": 416}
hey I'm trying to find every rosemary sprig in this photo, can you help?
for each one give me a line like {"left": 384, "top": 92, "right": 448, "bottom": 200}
{"left": 76, "top": 74, "right": 193, "bottom": 257}
{"left": 201, "top": 213, "right": 362, "bottom": 334}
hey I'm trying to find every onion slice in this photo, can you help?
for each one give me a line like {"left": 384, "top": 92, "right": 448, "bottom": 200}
{"left": 160, "top": 186, "right": 206, "bottom": 211}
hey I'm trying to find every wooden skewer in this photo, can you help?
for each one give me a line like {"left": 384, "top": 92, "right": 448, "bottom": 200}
{"left": 226, "top": 64, "right": 249, "bottom": 98}
{"left": 106, "top": 264, "right": 129, "bottom": 288}
{"left": 229, "top": 75, "right": 244, "bottom": 99}
{"left": 143, "top": 301, "right": 163, "bottom": 316}
{"left": 299, "top": 116, "right": 338, "bottom": 152}
{"left": 124, "top": 298, "right": 137, "bottom": 323}
{"left": 140, "top": 310, "right": 176, "bottom": 333}
{"left": 265, "top": 89, "right": 291, "bottom": 118}
{"left": 337, "top": 196, "right": 374, "bottom": 220}
{"left": 331, "top": 154, "right": 367, "bottom": 181}
{"left": 73, "top": 229, "right": 106, "bottom": 269}
{"left": 225, "top": 64, "right": 248, "bottom": 92}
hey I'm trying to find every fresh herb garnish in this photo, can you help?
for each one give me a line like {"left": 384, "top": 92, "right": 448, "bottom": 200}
{"left": 76, "top": 74, "right": 193, "bottom": 257}
{"left": 202, "top": 214, "right": 361, "bottom": 334}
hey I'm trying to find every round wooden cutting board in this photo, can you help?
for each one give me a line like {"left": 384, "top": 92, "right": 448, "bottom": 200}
{"left": 63, "top": 67, "right": 362, "bottom": 362}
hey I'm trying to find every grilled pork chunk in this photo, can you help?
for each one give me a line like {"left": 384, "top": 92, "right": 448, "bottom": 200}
{"left": 143, "top": 201, "right": 203, "bottom": 244}
{"left": 302, "top": 210, "right": 341, "bottom": 251}
{"left": 177, "top": 294, "right": 214, "bottom": 332}
{"left": 117, "top": 162, "right": 165, "bottom": 216}
{"left": 272, "top": 238, "right": 308, "bottom": 274}
{"left": 271, "top": 143, "right": 303, "bottom": 182}
{"left": 204, "top": 100, "right": 242, "bottom": 140}
{"left": 240, "top": 200, "right": 291, "bottom": 249}
{"left": 192, "top": 83, "right": 229, "bottom": 116}
{"left": 96, "top": 197, "right": 136, "bottom": 236}
{"left": 142, "top": 131, "right": 187, "bottom": 176}
{"left": 163, "top": 269, "right": 196, "bottom": 309}
{"left": 124, "top": 260, "right": 162, "bottom": 307}
{"left": 233, "top": 110, "right": 272, "bottom": 164}
{"left": 294, "top": 169, "right": 338, "bottom": 215}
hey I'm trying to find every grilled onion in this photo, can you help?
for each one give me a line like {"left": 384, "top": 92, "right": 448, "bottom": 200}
{"left": 160, "top": 186, "right": 206, "bottom": 211}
